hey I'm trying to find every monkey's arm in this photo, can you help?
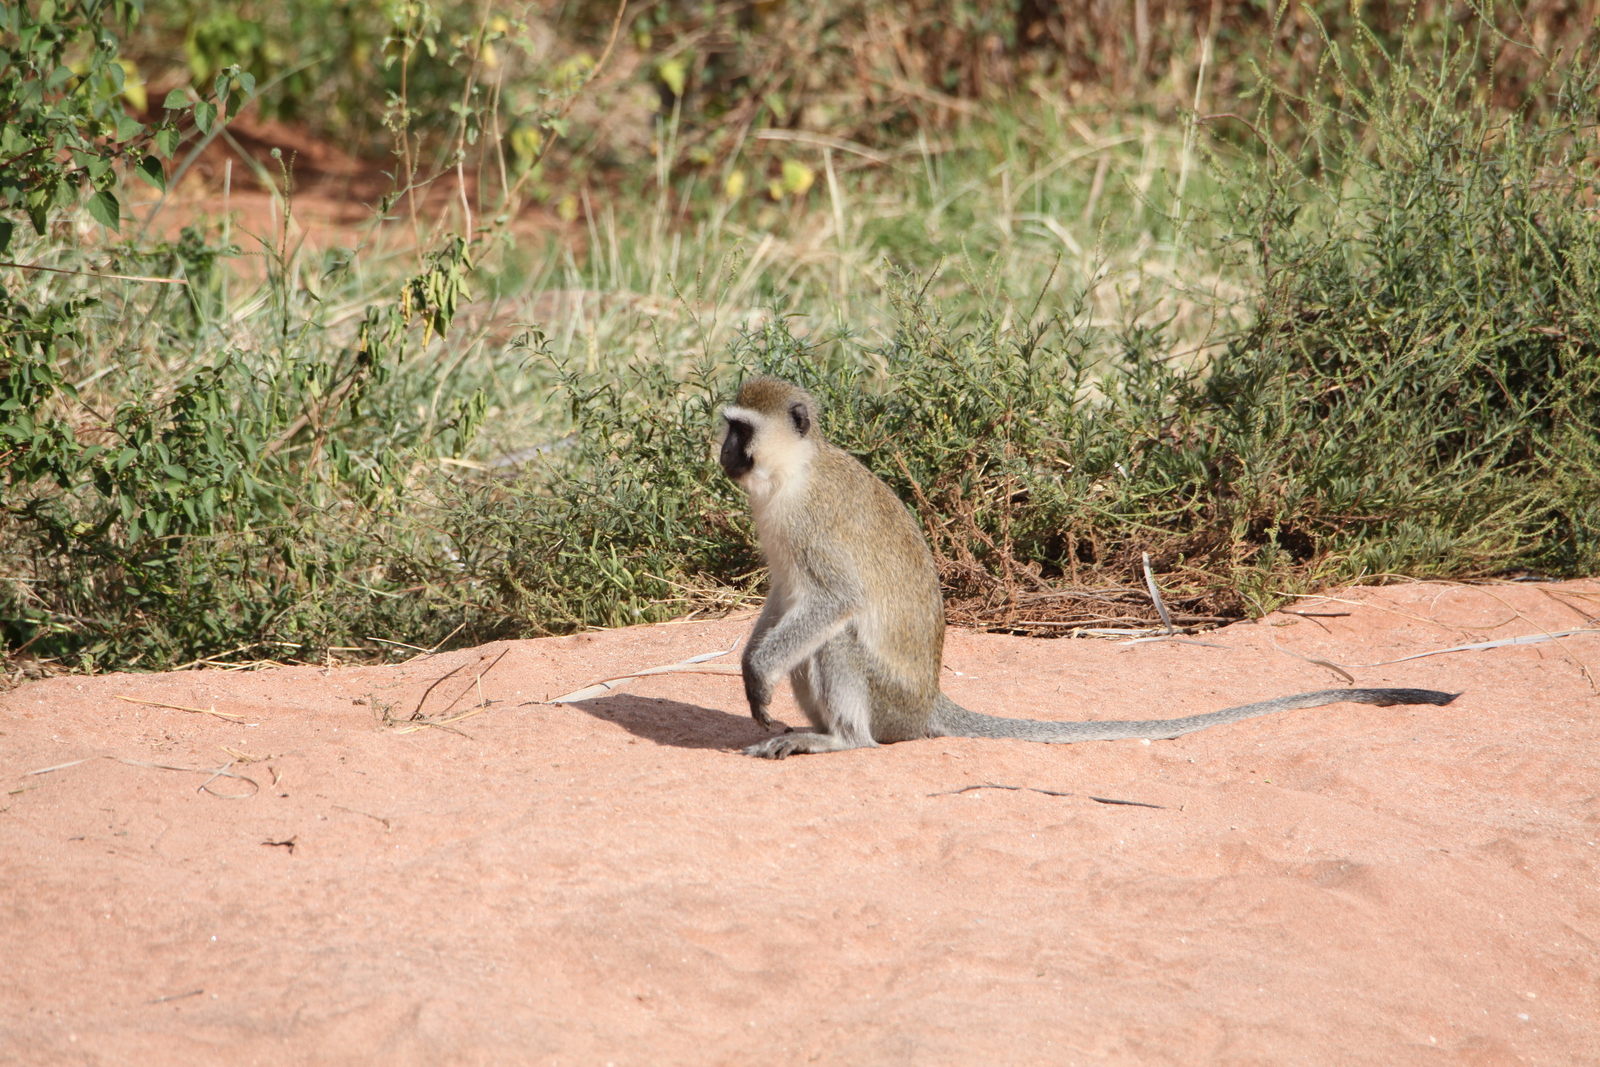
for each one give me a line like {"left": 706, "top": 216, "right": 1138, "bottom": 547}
{"left": 739, "top": 597, "right": 786, "bottom": 728}
{"left": 740, "top": 594, "right": 854, "bottom": 726}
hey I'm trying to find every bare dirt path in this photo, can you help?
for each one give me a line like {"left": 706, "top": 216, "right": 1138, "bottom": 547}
{"left": 3, "top": 581, "right": 1597, "bottom": 1065}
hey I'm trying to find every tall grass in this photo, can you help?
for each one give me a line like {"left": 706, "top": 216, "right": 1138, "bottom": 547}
{"left": 461, "top": 26, "right": 1600, "bottom": 636}
{"left": 3, "top": 12, "right": 1596, "bottom": 675}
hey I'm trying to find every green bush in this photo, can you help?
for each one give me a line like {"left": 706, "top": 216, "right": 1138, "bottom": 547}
{"left": 3, "top": 5, "right": 1596, "bottom": 675}
{"left": 1, "top": 230, "right": 483, "bottom": 669}
{"left": 464, "top": 28, "right": 1600, "bottom": 635}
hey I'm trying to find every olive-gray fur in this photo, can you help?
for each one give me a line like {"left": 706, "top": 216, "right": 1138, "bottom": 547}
{"left": 718, "top": 376, "right": 1457, "bottom": 759}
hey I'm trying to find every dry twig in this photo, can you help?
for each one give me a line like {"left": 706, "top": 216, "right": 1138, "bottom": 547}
{"left": 115, "top": 695, "right": 248, "bottom": 723}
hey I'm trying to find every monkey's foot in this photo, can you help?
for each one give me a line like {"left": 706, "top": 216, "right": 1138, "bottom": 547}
{"left": 743, "top": 732, "right": 875, "bottom": 759}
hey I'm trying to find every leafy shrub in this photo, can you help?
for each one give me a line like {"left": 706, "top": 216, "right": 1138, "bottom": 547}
{"left": 1, "top": 231, "right": 483, "bottom": 669}
{"left": 462, "top": 27, "right": 1600, "bottom": 637}
{"left": 5, "top": 4, "right": 1597, "bottom": 676}
{"left": 1, "top": 0, "right": 176, "bottom": 248}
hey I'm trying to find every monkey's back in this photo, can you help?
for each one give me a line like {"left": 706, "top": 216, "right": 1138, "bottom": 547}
{"left": 789, "top": 441, "right": 946, "bottom": 740}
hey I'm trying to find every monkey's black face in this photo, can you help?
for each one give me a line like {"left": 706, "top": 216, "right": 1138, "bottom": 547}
{"left": 720, "top": 417, "right": 755, "bottom": 480}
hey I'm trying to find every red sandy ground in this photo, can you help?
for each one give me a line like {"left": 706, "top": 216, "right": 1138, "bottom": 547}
{"left": 2, "top": 580, "right": 1597, "bottom": 1065}
{"left": 130, "top": 114, "right": 571, "bottom": 274}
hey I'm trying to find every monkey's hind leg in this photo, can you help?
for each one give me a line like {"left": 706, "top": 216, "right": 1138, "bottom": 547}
{"left": 744, "top": 636, "right": 879, "bottom": 759}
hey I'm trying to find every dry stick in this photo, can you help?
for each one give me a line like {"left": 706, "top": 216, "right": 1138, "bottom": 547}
{"left": 408, "top": 660, "right": 474, "bottom": 719}
{"left": 498, "top": 0, "right": 628, "bottom": 214}
{"left": 168, "top": 643, "right": 269, "bottom": 671}
{"left": 823, "top": 146, "right": 846, "bottom": 295}
{"left": 1337, "top": 630, "right": 1600, "bottom": 669}
{"left": 400, "top": 620, "right": 471, "bottom": 662}
{"left": 197, "top": 761, "right": 259, "bottom": 799}
{"left": 1081, "top": 150, "right": 1111, "bottom": 224}
{"left": 1281, "top": 592, "right": 1516, "bottom": 632}
{"left": 864, "top": 73, "right": 985, "bottom": 116}
{"left": 1282, "top": 586, "right": 1599, "bottom": 690}
{"left": 221, "top": 158, "right": 231, "bottom": 311}
{"left": 1539, "top": 586, "right": 1600, "bottom": 623}
{"left": 1260, "top": 606, "right": 1600, "bottom": 681}
{"left": 753, "top": 128, "right": 890, "bottom": 164}
{"left": 1438, "top": 582, "right": 1598, "bottom": 695}
{"left": 365, "top": 636, "right": 431, "bottom": 653}
{"left": 22, "top": 754, "right": 259, "bottom": 798}
{"left": 548, "top": 642, "right": 741, "bottom": 703}
{"left": 392, "top": 709, "right": 481, "bottom": 736}
{"left": 1264, "top": 641, "right": 1357, "bottom": 684}
{"left": 927, "top": 783, "right": 1164, "bottom": 809}
{"left": 148, "top": 990, "right": 205, "bottom": 1005}
{"left": 115, "top": 694, "right": 247, "bottom": 723}
{"left": 1172, "top": 0, "right": 1220, "bottom": 253}
{"left": 0, "top": 261, "right": 188, "bottom": 285}
{"left": 1120, "top": 636, "right": 1233, "bottom": 650}
{"left": 542, "top": 665, "right": 742, "bottom": 704}
{"left": 394, "top": 647, "right": 511, "bottom": 734}
{"left": 332, "top": 804, "right": 392, "bottom": 831}
{"left": 258, "top": 365, "right": 363, "bottom": 459}
{"left": 1141, "top": 552, "right": 1176, "bottom": 634}
{"left": 430, "top": 646, "right": 510, "bottom": 719}
{"left": 1240, "top": 593, "right": 1358, "bottom": 683}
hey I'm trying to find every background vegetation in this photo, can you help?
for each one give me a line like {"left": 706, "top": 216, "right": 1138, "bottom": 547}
{"left": 2, "top": 0, "right": 1597, "bottom": 675}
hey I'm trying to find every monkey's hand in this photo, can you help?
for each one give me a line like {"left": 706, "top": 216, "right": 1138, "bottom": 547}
{"left": 744, "top": 673, "right": 776, "bottom": 730}
{"left": 741, "top": 646, "right": 778, "bottom": 729}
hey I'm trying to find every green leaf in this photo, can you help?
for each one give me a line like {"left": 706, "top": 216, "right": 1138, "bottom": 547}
{"left": 114, "top": 113, "right": 144, "bottom": 142}
{"left": 136, "top": 155, "right": 166, "bottom": 191}
{"left": 154, "top": 126, "right": 180, "bottom": 157}
{"left": 162, "top": 89, "right": 190, "bottom": 110}
{"left": 237, "top": 72, "right": 256, "bottom": 98}
{"left": 193, "top": 100, "right": 218, "bottom": 135}
{"left": 86, "top": 189, "right": 121, "bottom": 231}
{"left": 656, "top": 58, "right": 687, "bottom": 97}
{"left": 0, "top": 218, "right": 12, "bottom": 255}
{"left": 47, "top": 64, "right": 74, "bottom": 90}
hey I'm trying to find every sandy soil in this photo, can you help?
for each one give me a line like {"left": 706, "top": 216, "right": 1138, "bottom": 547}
{"left": 2, "top": 580, "right": 1597, "bottom": 1065}
{"left": 129, "top": 114, "right": 571, "bottom": 274}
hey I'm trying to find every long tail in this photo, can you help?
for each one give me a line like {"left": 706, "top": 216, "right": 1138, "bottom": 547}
{"left": 927, "top": 688, "right": 1458, "bottom": 744}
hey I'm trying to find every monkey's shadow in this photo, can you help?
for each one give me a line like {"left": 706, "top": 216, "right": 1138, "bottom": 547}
{"left": 561, "top": 693, "right": 776, "bottom": 751}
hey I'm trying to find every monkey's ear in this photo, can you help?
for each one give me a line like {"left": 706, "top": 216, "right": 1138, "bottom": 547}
{"left": 788, "top": 401, "right": 811, "bottom": 437}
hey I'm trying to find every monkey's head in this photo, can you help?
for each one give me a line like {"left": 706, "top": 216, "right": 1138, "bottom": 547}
{"left": 718, "top": 376, "right": 817, "bottom": 494}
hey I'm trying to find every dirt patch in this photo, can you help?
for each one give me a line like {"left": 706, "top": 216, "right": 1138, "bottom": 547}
{"left": 3, "top": 581, "right": 1598, "bottom": 1064}
{"left": 132, "top": 113, "right": 572, "bottom": 269}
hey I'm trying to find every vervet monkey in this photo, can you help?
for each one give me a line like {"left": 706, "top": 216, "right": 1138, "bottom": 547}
{"left": 717, "top": 376, "right": 1456, "bottom": 759}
